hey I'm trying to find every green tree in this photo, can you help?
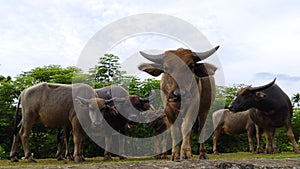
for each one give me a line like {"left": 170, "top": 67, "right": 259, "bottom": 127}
{"left": 89, "top": 54, "right": 124, "bottom": 88}
{"left": 292, "top": 93, "right": 300, "bottom": 107}
{"left": 0, "top": 76, "right": 18, "bottom": 159}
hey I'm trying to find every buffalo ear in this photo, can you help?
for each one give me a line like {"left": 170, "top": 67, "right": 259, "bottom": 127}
{"left": 138, "top": 63, "right": 164, "bottom": 77}
{"left": 256, "top": 91, "right": 266, "bottom": 99}
{"left": 194, "top": 63, "right": 217, "bottom": 77}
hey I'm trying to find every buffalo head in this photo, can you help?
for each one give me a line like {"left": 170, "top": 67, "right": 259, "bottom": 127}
{"left": 138, "top": 47, "right": 218, "bottom": 102}
{"left": 113, "top": 90, "right": 156, "bottom": 120}
{"left": 229, "top": 78, "right": 276, "bottom": 112}
{"left": 75, "top": 96, "right": 116, "bottom": 128}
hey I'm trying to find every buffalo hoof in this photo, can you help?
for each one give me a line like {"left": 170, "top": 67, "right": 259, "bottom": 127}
{"left": 273, "top": 148, "right": 281, "bottom": 154}
{"left": 119, "top": 155, "right": 127, "bottom": 160}
{"left": 154, "top": 154, "right": 161, "bottom": 159}
{"left": 256, "top": 148, "right": 264, "bottom": 154}
{"left": 161, "top": 153, "right": 168, "bottom": 159}
{"left": 10, "top": 156, "right": 19, "bottom": 162}
{"left": 213, "top": 151, "right": 219, "bottom": 155}
{"left": 27, "top": 157, "right": 37, "bottom": 163}
{"left": 74, "top": 156, "right": 84, "bottom": 163}
{"left": 171, "top": 153, "right": 180, "bottom": 162}
{"left": 199, "top": 154, "right": 209, "bottom": 160}
{"left": 66, "top": 155, "right": 74, "bottom": 161}
{"left": 56, "top": 155, "right": 64, "bottom": 161}
{"left": 104, "top": 156, "right": 113, "bottom": 161}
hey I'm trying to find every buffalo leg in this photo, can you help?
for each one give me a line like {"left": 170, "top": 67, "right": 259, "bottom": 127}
{"left": 64, "top": 126, "right": 73, "bottom": 160}
{"left": 161, "top": 132, "right": 168, "bottom": 159}
{"left": 72, "top": 120, "right": 85, "bottom": 162}
{"left": 180, "top": 115, "right": 193, "bottom": 159}
{"left": 154, "top": 135, "right": 161, "bottom": 159}
{"left": 264, "top": 129, "right": 273, "bottom": 154}
{"left": 118, "top": 130, "right": 127, "bottom": 160}
{"left": 170, "top": 123, "right": 180, "bottom": 161}
{"left": 247, "top": 127, "right": 255, "bottom": 153}
{"left": 270, "top": 128, "right": 280, "bottom": 153}
{"left": 212, "top": 126, "right": 221, "bottom": 154}
{"left": 10, "top": 123, "right": 22, "bottom": 162}
{"left": 255, "top": 125, "right": 264, "bottom": 153}
{"left": 198, "top": 117, "right": 208, "bottom": 159}
{"left": 20, "top": 113, "right": 36, "bottom": 162}
{"left": 285, "top": 124, "right": 300, "bottom": 153}
{"left": 104, "top": 132, "right": 112, "bottom": 161}
{"left": 55, "top": 129, "right": 64, "bottom": 160}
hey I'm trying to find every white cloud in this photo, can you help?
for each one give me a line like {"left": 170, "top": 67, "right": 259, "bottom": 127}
{"left": 0, "top": 0, "right": 299, "bottom": 95}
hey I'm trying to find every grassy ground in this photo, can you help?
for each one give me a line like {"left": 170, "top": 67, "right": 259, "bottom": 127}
{"left": 1, "top": 152, "right": 300, "bottom": 168}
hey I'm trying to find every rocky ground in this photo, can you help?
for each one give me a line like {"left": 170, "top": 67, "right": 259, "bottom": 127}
{"left": 14, "top": 158, "right": 300, "bottom": 169}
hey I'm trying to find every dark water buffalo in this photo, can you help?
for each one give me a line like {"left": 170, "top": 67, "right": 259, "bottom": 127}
{"left": 144, "top": 109, "right": 169, "bottom": 159}
{"left": 10, "top": 83, "right": 115, "bottom": 162}
{"left": 212, "top": 109, "right": 264, "bottom": 154}
{"left": 97, "top": 86, "right": 155, "bottom": 160}
{"left": 229, "top": 79, "right": 300, "bottom": 154}
{"left": 139, "top": 46, "right": 219, "bottom": 160}
{"left": 56, "top": 86, "right": 155, "bottom": 161}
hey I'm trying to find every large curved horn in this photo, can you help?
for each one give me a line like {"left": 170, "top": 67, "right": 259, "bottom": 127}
{"left": 140, "top": 90, "right": 156, "bottom": 102}
{"left": 105, "top": 98, "right": 115, "bottom": 105}
{"left": 139, "top": 51, "right": 164, "bottom": 63}
{"left": 193, "top": 46, "right": 220, "bottom": 61}
{"left": 113, "top": 97, "right": 126, "bottom": 103}
{"left": 250, "top": 78, "right": 276, "bottom": 92}
{"left": 75, "top": 96, "right": 89, "bottom": 105}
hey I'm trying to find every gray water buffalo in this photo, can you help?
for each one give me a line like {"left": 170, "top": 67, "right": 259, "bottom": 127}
{"left": 56, "top": 86, "right": 155, "bottom": 161}
{"left": 139, "top": 46, "right": 219, "bottom": 160}
{"left": 212, "top": 109, "right": 264, "bottom": 154}
{"left": 10, "top": 83, "right": 115, "bottom": 162}
{"left": 229, "top": 79, "right": 300, "bottom": 154}
{"left": 144, "top": 109, "right": 169, "bottom": 159}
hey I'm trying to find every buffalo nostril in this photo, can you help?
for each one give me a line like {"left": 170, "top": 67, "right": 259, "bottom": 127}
{"left": 93, "top": 121, "right": 102, "bottom": 127}
{"left": 128, "top": 114, "right": 137, "bottom": 121}
{"left": 173, "top": 89, "right": 187, "bottom": 97}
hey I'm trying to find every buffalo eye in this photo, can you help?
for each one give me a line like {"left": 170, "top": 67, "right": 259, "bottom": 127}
{"left": 163, "top": 65, "right": 169, "bottom": 72}
{"left": 241, "top": 92, "right": 247, "bottom": 97}
{"left": 189, "top": 63, "right": 195, "bottom": 70}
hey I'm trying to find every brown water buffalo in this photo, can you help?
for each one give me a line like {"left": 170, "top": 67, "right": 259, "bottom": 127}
{"left": 10, "top": 83, "right": 115, "bottom": 162}
{"left": 212, "top": 109, "right": 264, "bottom": 154}
{"left": 56, "top": 86, "right": 155, "bottom": 161}
{"left": 139, "top": 46, "right": 219, "bottom": 160}
{"left": 229, "top": 79, "right": 300, "bottom": 154}
{"left": 144, "top": 109, "right": 169, "bottom": 159}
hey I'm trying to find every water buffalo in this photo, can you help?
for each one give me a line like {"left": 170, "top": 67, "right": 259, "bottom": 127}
{"left": 55, "top": 86, "right": 155, "bottom": 161}
{"left": 229, "top": 79, "right": 300, "bottom": 154}
{"left": 212, "top": 109, "right": 264, "bottom": 154}
{"left": 139, "top": 46, "right": 219, "bottom": 160}
{"left": 144, "top": 109, "right": 169, "bottom": 159}
{"left": 10, "top": 83, "right": 115, "bottom": 162}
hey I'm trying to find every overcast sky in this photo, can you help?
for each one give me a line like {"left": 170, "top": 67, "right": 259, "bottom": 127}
{"left": 1, "top": 0, "right": 300, "bottom": 96}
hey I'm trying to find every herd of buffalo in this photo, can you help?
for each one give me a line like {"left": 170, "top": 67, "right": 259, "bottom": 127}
{"left": 8, "top": 45, "right": 300, "bottom": 163}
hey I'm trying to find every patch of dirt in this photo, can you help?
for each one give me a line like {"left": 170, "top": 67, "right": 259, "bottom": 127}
{"left": 18, "top": 158, "right": 300, "bottom": 169}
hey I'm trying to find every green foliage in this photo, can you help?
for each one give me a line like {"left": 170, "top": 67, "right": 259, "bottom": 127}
{"left": 0, "top": 54, "right": 299, "bottom": 160}
{"left": 89, "top": 54, "right": 124, "bottom": 88}
{"left": 292, "top": 93, "right": 300, "bottom": 107}
{"left": 0, "top": 76, "right": 18, "bottom": 159}
{"left": 0, "top": 145, "right": 5, "bottom": 159}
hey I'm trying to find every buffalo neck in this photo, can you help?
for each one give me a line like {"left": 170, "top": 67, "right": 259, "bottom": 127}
{"left": 254, "top": 97, "right": 278, "bottom": 112}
